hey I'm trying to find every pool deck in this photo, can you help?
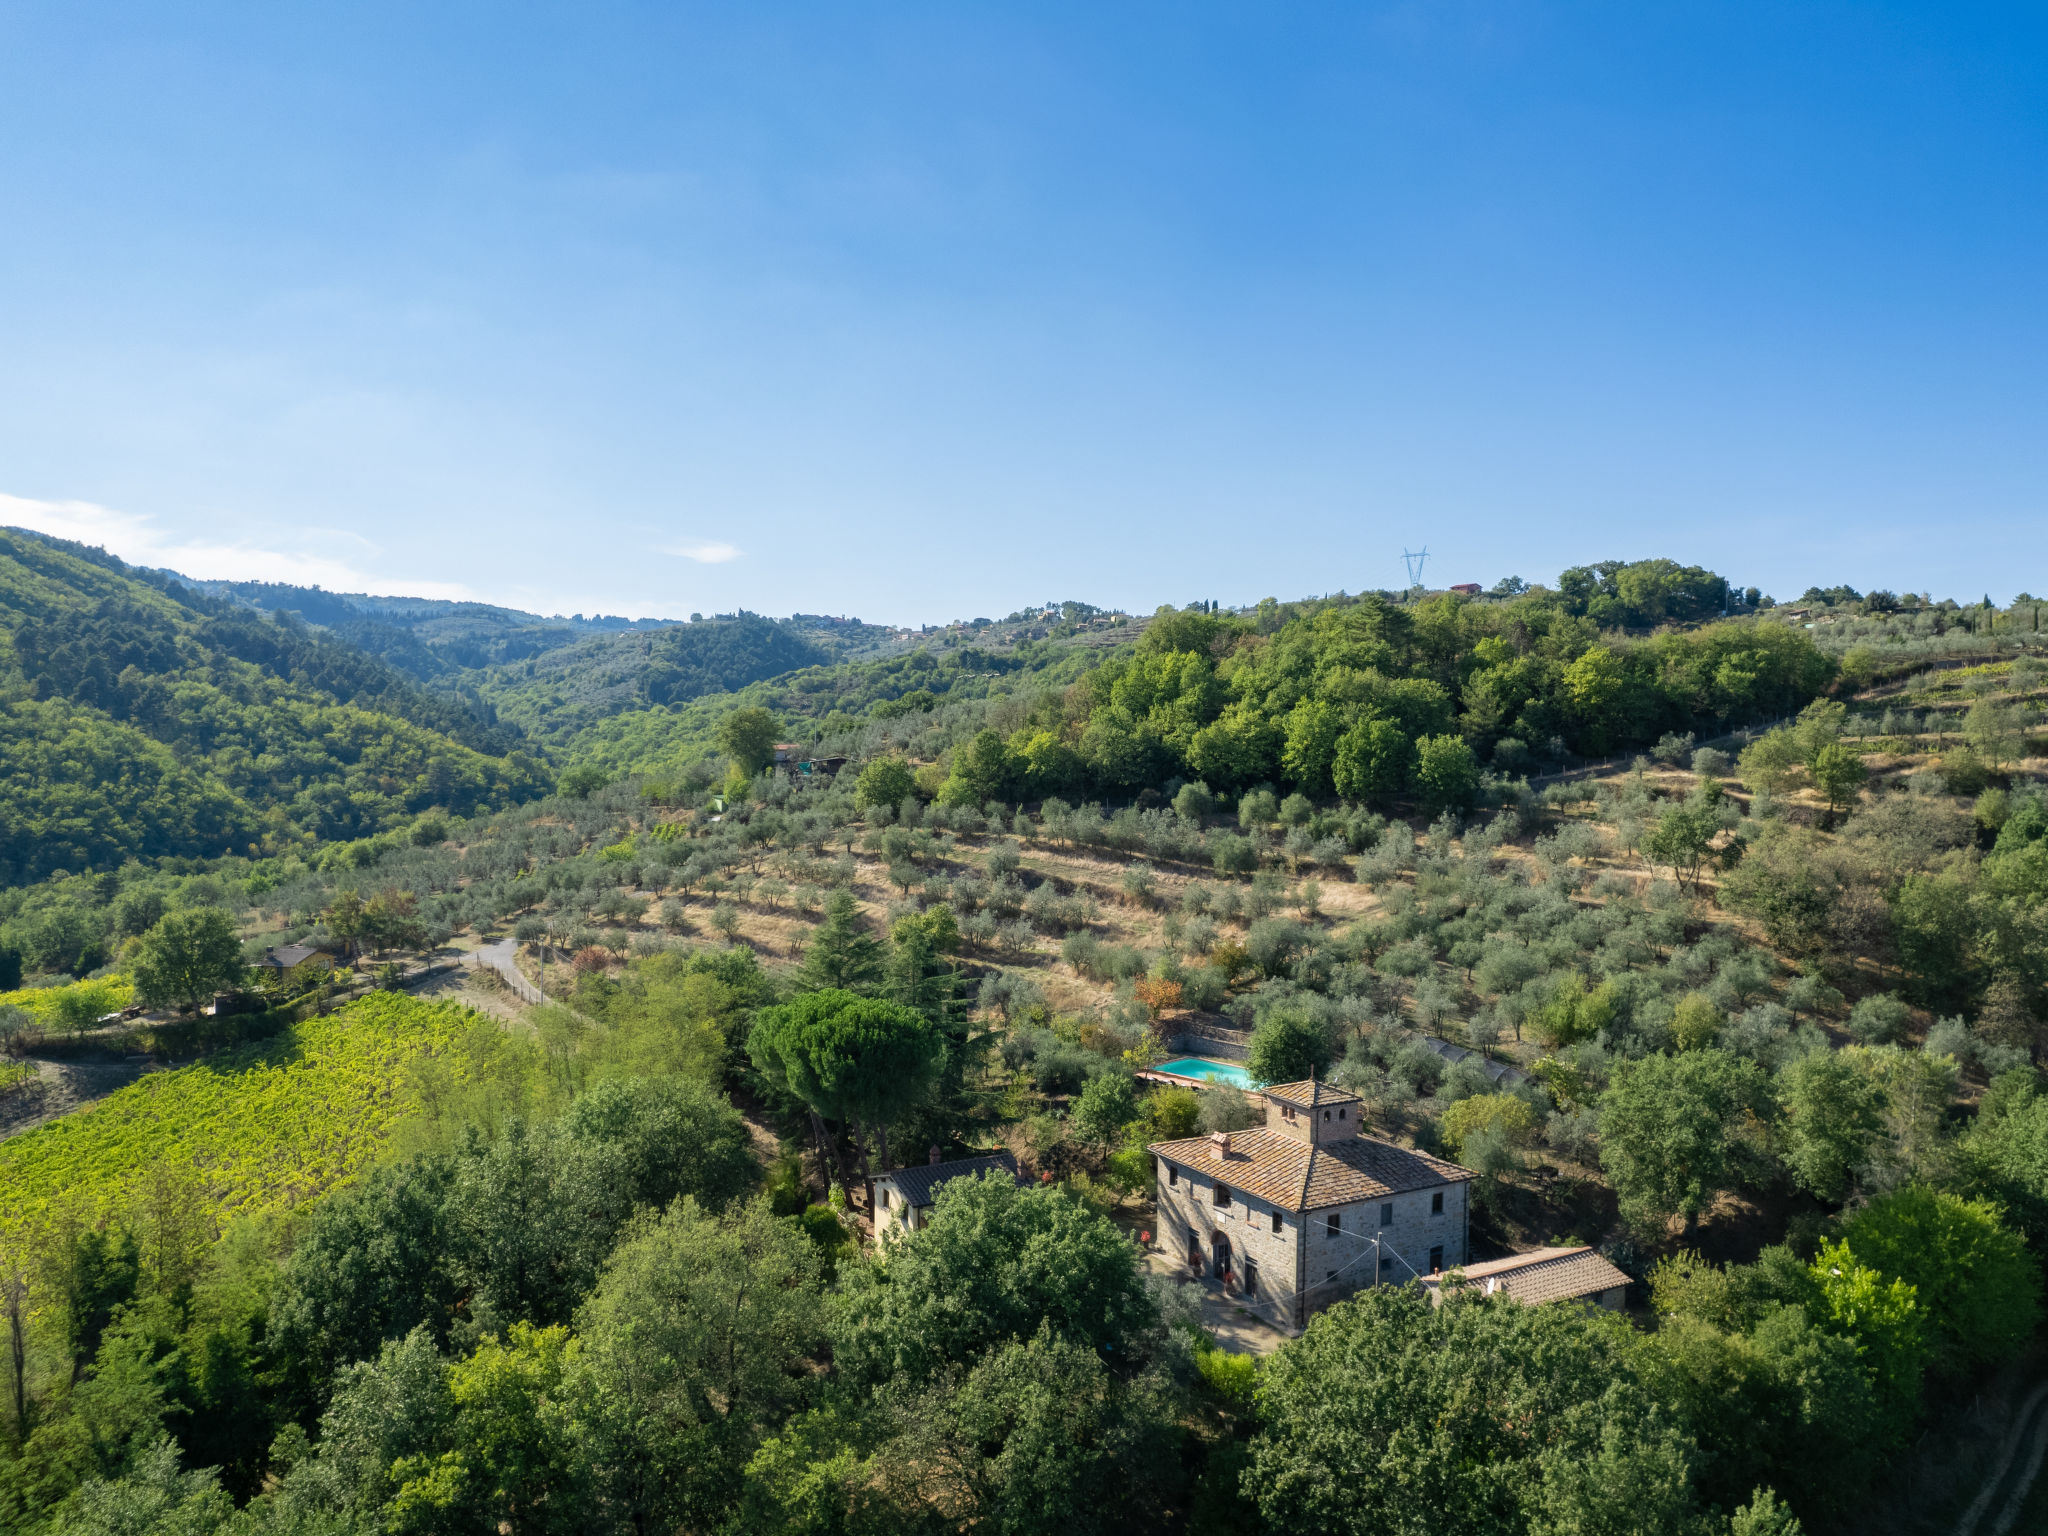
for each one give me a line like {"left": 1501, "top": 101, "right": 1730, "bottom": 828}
{"left": 1138, "top": 1068, "right": 1228, "bottom": 1091}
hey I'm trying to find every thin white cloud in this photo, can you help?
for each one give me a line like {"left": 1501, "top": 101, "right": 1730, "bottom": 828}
{"left": 0, "top": 492, "right": 475, "bottom": 600}
{"left": 664, "top": 540, "right": 742, "bottom": 564}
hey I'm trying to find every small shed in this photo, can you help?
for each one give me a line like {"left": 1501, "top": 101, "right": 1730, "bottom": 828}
{"left": 870, "top": 1149, "right": 1020, "bottom": 1242}
{"left": 1423, "top": 1246, "right": 1631, "bottom": 1310}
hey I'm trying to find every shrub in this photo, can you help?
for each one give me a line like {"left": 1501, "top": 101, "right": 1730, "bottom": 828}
{"left": 1195, "top": 1343, "right": 1260, "bottom": 1405}
{"left": 1671, "top": 992, "right": 1722, "bottom": 1052}
{"left": 1438, "top": 1093, "right": 1538, "bottom": 1161}
{"left": 1211, "top": 834, "right": 1259, "bottom": 877}
{"left": 1848, "top": 993, "right": 1911, "bottom": 1045}
{"left": 1145, "top": 1086, "right": 1202, "bottom": 1140}
{"left": 1178, "top": 965, "right": 1230, "bottom": 1013}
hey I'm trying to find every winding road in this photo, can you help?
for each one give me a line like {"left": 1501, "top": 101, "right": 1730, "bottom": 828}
{"left": 1955, "top": 1381, "right": 2048, "bottom": 1536}
{"left": 469, "top": 937, "right": 546, "bottom": 1005}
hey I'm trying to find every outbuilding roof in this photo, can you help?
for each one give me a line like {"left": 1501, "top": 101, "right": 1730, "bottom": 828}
{"left": 873, "top": 1150, "right": 1020, "bottom": 1208}
{"left": 264, "top": 944, "right": 322, "bottom": 968}
{"left": 1148, "top": 1128, "right": 1471, "bottom": 1213}
{"left": 1425, "top": 1246, "right": 1632, "bottom": 1306}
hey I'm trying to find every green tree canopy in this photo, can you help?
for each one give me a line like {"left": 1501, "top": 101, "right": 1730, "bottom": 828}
{"left": 1838, "top": 1186, "right": 2040, "bottom": 1378}
{"left": 717, "top": 707, "right": 782, "bottom": 778}
{"left": 939, "top": 728, "right": 1015, "bottom": 807}
{"left": 830, "top": 1173, "right": 1156, "bottom": 1392}
{"left": 131, "top": 907, "right": 244, "bottom": 1014}
{"left": 1776, "top": 1050, "right": 1883, "bottom": 1203}
{"left": 568, "top": 1198, "right": 826, "bottom": 1533}
{"left": 796, "top": 888, "right": 884, "bottom": 993}
{"left": 1245, "top": 1007, "right": 1331, "bottom": 1085}
{"left": 1249, "top": 1286, "right": 1697, "bottom": 1536}
{"left": 1808, "top": 742, "right": 1867, "bottom": 820}
{"left": 1600, "top": 1049, "right": 1773, "bottom": 1233}
{"left": 1070, "top": 1069, "right": 1140, "bottom": 1147}
{"left": 853, "top": 756, "right": 916, "bottom": 812}
{"left": 1412, "top": 734, "right": 1479, "bottom": 811}
{"left": 747, "top": 988, "right": 942, "bottom": 1177}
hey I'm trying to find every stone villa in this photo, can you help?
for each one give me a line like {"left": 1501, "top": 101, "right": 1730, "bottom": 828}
{"left": 1149, "top": 1077, "right": 1474, "bottom": 1332}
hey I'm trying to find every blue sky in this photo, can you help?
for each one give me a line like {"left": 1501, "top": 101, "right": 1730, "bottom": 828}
{"left": 1, "top": 3, "right": 2044, "bottom": 623}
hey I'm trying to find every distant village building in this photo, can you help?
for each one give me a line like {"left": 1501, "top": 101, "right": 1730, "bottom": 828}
{"left": 1149, "top": 1078, "right": 1474, "bottom": 1332}
{"left": 1421, "top": 1246, "right": 1631, "bottom": 1310}
{"left": 771, "top": 744, "right": 848, "bottom": 780}
{"left": 257, "top": 943, "right": 333, "bottom": 980}
{"left": 869, "top": 1148, "right": 1021, "bottom": 1243}
{"left": 1448, "top": 583, "right": 1483, "bottom": 596}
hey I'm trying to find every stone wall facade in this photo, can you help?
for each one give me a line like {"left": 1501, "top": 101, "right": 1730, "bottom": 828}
{"left": 1155, "top": 1162, "right": 1305, "bottom": 1332}
{"left": 1154, "top": 1158, "right": 1469, "bottom": 1331}
{"left": 1167, "top": 1022, "right": 1252, "bottom": 1061}
{"left": 1297, "top": 1180, "right": 1468, "bottom": 1314}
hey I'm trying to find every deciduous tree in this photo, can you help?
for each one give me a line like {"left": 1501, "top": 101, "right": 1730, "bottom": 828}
{"left": 717, "top": 707, "right": 781, "bottom": 779}
{"left": 131, "top": 908, "right": 244, "bottom": 1015}
{"left": 1600, "top": 1049, "right": 1773, "bottom": 1233}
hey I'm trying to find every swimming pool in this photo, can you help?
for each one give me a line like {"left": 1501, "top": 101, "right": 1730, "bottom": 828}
{"left": 1153, "top": 1056, "right": 1258, "bottom": 1089}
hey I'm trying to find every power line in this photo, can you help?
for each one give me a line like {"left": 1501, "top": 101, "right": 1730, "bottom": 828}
{"left": 1401, "top": 547, "right": 1430, "bottom": 589}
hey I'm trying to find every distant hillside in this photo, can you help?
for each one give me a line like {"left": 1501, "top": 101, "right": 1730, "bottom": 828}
{"left": 455, "top": 613, "right": 832, "bottom": 749}
{"left": 195, "top": 579, "right": 912, "bottom": 738}
{"left": 0, "top": 529, "right": 549, "bottom": 880}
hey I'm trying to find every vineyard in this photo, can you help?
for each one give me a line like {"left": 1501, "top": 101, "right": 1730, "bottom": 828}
{"left": 0, "top": 993, "right": 480, "bottom": 1248}
{"left": 0, "top": 975, "right": 136, "bottom": 1023}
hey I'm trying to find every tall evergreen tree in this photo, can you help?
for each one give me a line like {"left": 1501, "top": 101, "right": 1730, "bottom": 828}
{"left": 798, "top": 889, "right": 883, "bottom": 993}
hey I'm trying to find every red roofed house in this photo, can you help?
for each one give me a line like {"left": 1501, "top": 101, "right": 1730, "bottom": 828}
{"left": 1448, "top": 583, "right": 1483, "bottom": 596}
{"left": 1149, "top": 1077, "right": 1474, "bottom": 1332}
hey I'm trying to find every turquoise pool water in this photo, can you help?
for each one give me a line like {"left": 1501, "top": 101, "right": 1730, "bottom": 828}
{"left": 1154, "top": 1056, "right": 1257, "bottom": 1089}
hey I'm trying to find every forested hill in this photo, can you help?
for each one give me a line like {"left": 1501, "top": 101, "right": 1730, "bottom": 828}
{"left": 557, "top": 561, "right": 1840, "bottom": 807}
{"left": 198, "top": 578, "right": 898, "bottom": 734}
{"left": 0, "top": 529, "right": 550, "bottom": 881}
{"left": 465, "top": 613, "right": 836, "bottom": 748}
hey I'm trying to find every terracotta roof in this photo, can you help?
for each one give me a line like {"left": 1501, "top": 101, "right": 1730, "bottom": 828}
{"left": 873, "top": 1151, "right": 1019, "bottom": 1208}
{"left": 1425, "top": 1247, "right": 1631, "bottom": 1306}
{"left": 1260, "top": 1077, "right": 1362, "bottom": 1110}
{"left": 1148, "top": 1129, "right": 1472, "bottom": 1212}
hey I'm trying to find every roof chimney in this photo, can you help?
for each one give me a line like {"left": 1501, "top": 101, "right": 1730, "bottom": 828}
{"left": 1210, "top": 1131, "right": 1232, "bottom": 1156}
{"left": 928, "top": 1144, "right": 943, "bottom": 1165}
